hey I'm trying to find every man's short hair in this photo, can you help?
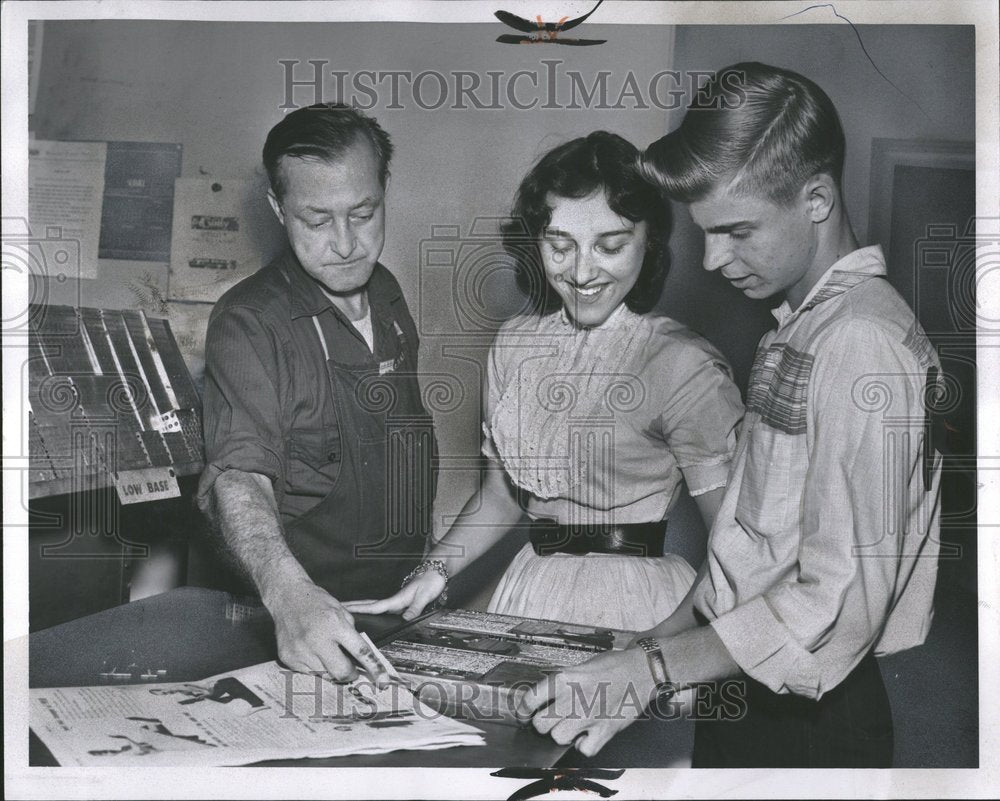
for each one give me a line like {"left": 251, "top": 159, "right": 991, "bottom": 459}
{"left": 262, "top": 102, "right": 394, "bottom": 200}
{"left": 502, "top": 131, "right": 671, "bottom": 315}
{"left": 640, "top": 62, "right": 846, "bottom": 204}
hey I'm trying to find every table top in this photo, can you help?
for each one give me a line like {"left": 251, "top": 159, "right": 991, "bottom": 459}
{"left": 28, "top": 586, "right": 568, "bottom": 768}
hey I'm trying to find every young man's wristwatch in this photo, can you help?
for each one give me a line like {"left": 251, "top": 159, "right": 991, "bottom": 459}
{"left": 636, "top": 636, "right": 678, "bottom": 700}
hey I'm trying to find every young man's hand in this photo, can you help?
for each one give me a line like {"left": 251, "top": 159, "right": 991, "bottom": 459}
{"left": 515, "top": 647, "right": 655, "bottom": 757}
{"left": 268, "top": 578, "right": 389, "bottom": 685}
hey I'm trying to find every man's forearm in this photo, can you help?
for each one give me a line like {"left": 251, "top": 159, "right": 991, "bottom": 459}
{"left": 212, "top": 469, "right": 312, "bottom": 606}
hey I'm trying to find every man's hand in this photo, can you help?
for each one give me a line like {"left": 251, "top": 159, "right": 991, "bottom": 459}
{"left": 515, "top": 647, "right": 656, "bottom": 758}
{"left": 268, "top": 579, "right": 389, "bottom": 685}
{"left": 343, "top": 570, "right": 446, "bottom": 621}
{"left": 209, "top": 470, "right": 391, "bottom": 684}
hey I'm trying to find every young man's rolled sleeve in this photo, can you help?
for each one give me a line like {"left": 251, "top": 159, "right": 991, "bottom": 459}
{"left": 197, "top": 305, "right": 287, "bottom": 514}
{"left": 709, "top": 595, "right": 822, "bottom": 696}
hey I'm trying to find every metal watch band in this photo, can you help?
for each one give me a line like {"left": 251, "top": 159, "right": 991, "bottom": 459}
{"left": 636, "top": 636, "right": 676, "bottom": 699}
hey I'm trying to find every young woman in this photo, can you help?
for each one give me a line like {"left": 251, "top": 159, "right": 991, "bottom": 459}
{"left": 347, "top": 131, "right": 743, "bottom": 631}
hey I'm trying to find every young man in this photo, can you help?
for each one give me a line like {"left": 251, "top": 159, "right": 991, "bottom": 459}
{"left": 197, "top": 104, "right": 437, "bottom": 686}
{"left": 517, "top": 62, "right": 942, "bottom": 768}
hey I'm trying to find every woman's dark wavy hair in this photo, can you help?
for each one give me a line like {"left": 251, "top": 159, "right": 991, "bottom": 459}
{"left": 502, "top": 131, "right": 670, "bottom": 315}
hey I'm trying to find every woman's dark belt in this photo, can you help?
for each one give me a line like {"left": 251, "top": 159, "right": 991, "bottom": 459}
{"left": 528, "top": 519, "right": 667, "bottom": 557}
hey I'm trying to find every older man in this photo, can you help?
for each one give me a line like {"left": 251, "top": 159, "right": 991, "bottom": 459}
{"left": 198, "top": 103, "right": 440, "bottom": 683}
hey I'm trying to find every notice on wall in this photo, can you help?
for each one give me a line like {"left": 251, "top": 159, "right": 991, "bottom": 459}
{"left": 167, "top": 178, "right": 261, "bottom": 303}
{"left": 98, "top": 141, "right": 183, "bottom": 261}
{"left": 28, "top": 139, "right": 107, "bottom": 280}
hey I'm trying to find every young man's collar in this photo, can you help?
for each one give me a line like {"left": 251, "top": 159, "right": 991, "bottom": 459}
{"left": 772, "top": 245, "right": 886, "bottom": 327}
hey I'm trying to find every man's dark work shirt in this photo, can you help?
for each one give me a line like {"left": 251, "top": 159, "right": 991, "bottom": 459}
{"left": 196, "top": 251, "right": 420, "bottom": 525}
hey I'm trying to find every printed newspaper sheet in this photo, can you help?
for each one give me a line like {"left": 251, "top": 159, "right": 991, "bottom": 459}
{"left": 30, "top": 659, "right": 485, "bottom": 766}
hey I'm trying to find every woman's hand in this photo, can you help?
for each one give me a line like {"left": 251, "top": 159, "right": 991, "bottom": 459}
{"left": 343, "top": 570, "right": 447, "bottom": 621}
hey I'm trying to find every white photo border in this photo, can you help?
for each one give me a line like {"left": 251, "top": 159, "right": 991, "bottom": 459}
{"left": 3, "top": 2, "right": 998, "bottom": 798}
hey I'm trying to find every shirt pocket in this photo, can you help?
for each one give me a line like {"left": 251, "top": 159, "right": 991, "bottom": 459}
{"left": 286, "top": 427, "right": 343, "bottom": 500}
{"left": 735, "top": 422, "right": 796, "bottom": 537}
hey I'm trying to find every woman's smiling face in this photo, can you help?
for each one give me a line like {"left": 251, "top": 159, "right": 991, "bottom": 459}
{"left": 540, "top": 191, "right": 647, "bottom": 327}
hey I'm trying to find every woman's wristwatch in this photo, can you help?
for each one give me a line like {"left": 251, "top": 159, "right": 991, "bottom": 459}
{"left": 636, "top": 636, "right": 678, "bottom": 700}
